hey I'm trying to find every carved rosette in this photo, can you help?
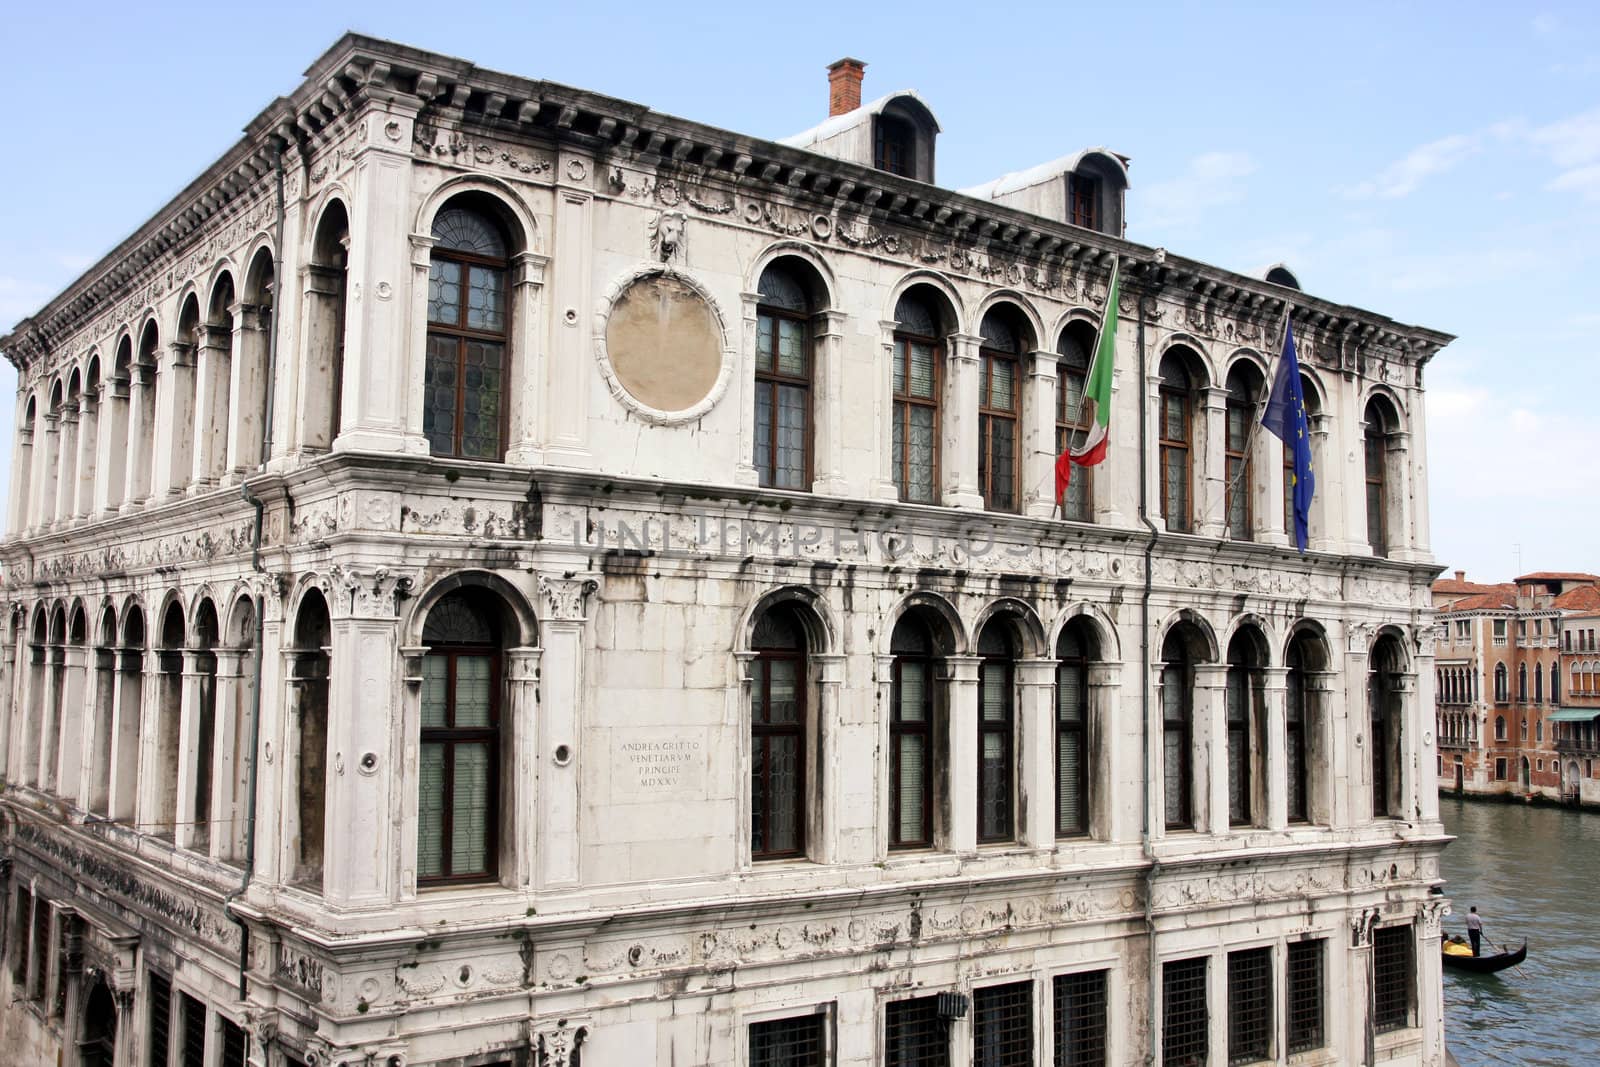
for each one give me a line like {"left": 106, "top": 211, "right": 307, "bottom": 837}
{"left": 539, "top": 576, "right": 598, "bottom": 623}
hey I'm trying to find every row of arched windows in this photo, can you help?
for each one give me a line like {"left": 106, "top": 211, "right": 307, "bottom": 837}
{"left": 1486, "top": 660, "right": 1560, "bottom": 705}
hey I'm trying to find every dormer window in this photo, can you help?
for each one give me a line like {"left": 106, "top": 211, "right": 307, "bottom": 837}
{"left": 1069, "top": 175, "right": 1100, "bottom": 230}
{"left": 875, "top": 115, "right": 916, "bottom": 177}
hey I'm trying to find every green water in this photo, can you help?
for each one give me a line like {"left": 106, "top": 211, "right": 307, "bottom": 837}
{"left": 1440, "top": 797, "right": 1600, "bottom": 1066}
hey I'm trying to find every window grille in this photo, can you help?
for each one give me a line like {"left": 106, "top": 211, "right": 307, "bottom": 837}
{"left": 1286, "top": 940, "right": 1324, "bottom": 1053}
{"left": 750, "top": 1013, "right": 826, "bottom": 1067}
{"left": 147, "top": 972, "right": 172, "bottom": 1067}
{"left": 973, "top": 981, "right": 1032, "bottom": 1067}
{"left": 1053, "top": 969, "right": 1108, "bottom": 1066}
{"left": 180, "top": 992, "right": 207, "bottom": 1067}
{"left": 1373, "top": 925, "right": 1413, "bottom": 1033}
{"left": 1226, "top": 948, "right": 1272, "bottom": 1064}
{"left": 221, "top": 1017, "right": 249, "bottom": 1067}
{"left": 1162, "top": 956, "right": 1208, "bottom": 1066}
{"left": 886, "top": 996, "right": 949, "bottom": 1067}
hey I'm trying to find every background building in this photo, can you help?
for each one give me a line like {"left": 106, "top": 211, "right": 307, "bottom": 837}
{"left": 1, "top": 36, "right": 1451, "bottom": 1067}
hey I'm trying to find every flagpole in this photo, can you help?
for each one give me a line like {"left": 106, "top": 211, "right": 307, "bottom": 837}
{"left": 1217, "top": 303, "right": 1291, "bottom": 537}
{"left": 1063, "top": 257, "right": 1119, "bottom": 456}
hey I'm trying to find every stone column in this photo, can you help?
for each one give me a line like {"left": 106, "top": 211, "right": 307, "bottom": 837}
{"left": 39, "top": 643, "right": 63, "bottom": 791}
{"left": 1343, "top": 630, "right": 1372, "bottom": 828}
{"left": 1087, "top": 663, "right": 1126, "bottom": 841}
{"left": 811, "top": 651, "right": 847, "bottom": 864}
{"left": 190, "top": 323, "right": 232, "bottom": 490}
{"left": 174, "top": 649, "right": 208, "bottom": 852}
{"left": 250, "top": 610, "right": 285, "bottom": 885}
{"left": 1016, "top": 658, "right": 1058, "bottom": 847}
{"left": 1348, "top": 910, "right": 1378, "bottom": 1067}
{"left": 1144, "top": 370, "right": 1164, "bottom": 529}
{"left": 1307, "top": 414, "right": 1333, "bottom": 553}
{"left": 1023, "top": 351, "right": 1058, "bottom": 518}
{"left": 1194, "top": 663, "right": 1229, "bottom": 835}
{"left": 813, "top": 310, "right": 849, "bottom": 496}
{"left": 324, "top": 568, "right": 410, "bottom": 906}
{"left": 945, "top": 654, "right": 981, "bottom": 852}
{"left": 73, "top": 389, "right": 99, "bottom": 520}
{"left": 1386, "top": 429, "right": 1416, "bottom": 561}
{"left": 543, "top": 155, "right": 595, "bottom": 468}
{"left": 734, "top": 293, "right": 763, "bottom": 488}
{"left": 337, "top": 102, "right": 430, "bottom": 456}
{"left": 53, "top": 400, "right": 78, "bottom": 525}
{"left": 33, "top": 409, "right": 59, "bottom": 531}
{"left": 8, "top": 415, "right": 33, "bottom": 535}
{"left": 506, "top": 644, "right": 544, "bottom": 889}
{"left": 107, "top": 648, "right": 144, "bottom": 822}
{"left": 536, "top": 576, "right": 596, "bottom": 889}
{"left": 1418, "top": 900, "right": 1447, "bottom": 1067}
{"left": 503, "top": 251, "right": 550, "bottom": 466}
{"left": 1414, "top": 640, "right": 1440, "bottom": 823}
{"left": 1392, "top": 671, "right": 1419, "bottom": 822}
{"left": 1262, "top": 666, "right": 1289, "bottom": 830}
{"left": 210, "top": 649, "right": 245, "bottom": 861}
{"left": 1198, "top": 387, "right": 1227, "bottom": 538}
{"left": 1259, "top": 423, "right": 1288, "bottom": 547}
{"left": 943, "top": 334, "right": 984, "bottom": 509}
{"left": 873, "top": 653, "right": 897, "bottom": 856}
{"left": 1410, "top": 390, "right": 1433, "bottom": 556}
{"left": 226, "top": 302, "right": 270, "bottom": 480}
{"left": 873, "top": 321, "right": 902, "bottom": 501}
{"left": 152, "top": 340, "right": 197, "bottom": 499}
{"left": 57, "top": 643, "right": 87, "bottom": 801}
{"left": 121, "top": 361, "right": 156, "bottom": 510}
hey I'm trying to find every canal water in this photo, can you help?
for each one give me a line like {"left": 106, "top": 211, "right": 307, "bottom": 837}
{"left": 1440, "top": 796, "right": 1600, "bottom": 1066}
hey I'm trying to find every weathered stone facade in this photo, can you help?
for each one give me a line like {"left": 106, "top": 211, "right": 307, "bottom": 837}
{"left": 1, "top": 35, "right": 1451, "bottom": 1067}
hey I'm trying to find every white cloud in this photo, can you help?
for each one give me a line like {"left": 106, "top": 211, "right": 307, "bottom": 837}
{"left": 1136, "top": 151, "right": 1257, "bottom": 233}
{"left": 1339, "top": 134, "right": 1479, "bottom": 199}
{"left": 1528, "top": 106, "right": 1600, "bottom": 167}
{"left": 1547, "top": 163, "right": 1600, "bottom": 199}
{"left": 1532, "top": 12, "right": 1560, "bottom": 34}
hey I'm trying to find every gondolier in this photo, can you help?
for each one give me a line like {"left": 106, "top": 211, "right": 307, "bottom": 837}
{"left": 1466, "top": 906, "right": 1483, "bottom": 956}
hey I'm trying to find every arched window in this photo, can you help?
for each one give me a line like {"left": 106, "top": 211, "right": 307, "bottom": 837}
{"left": 12, "top": 395, "right": 35, "bottom": 533}
{"left": 1224, "top": 364, "right": 1261, "bottom": 541}
{"left": 1518, "top": 663, "right": 1528, "bottom": 703}
{"left": 891, "top": 290, "right": 945, "bottom": 504}
{"left": 1369, "top": 635, "right": 1405, "bottom": 819}
{"left": 1520, "top": 717, "right": 1528, "bottom": 741}
{"left": 194, "top": 274, "right": 235, "bottom": 488}
{"left": 234, "top": 249, "right": 276, "bottom": 476}
{"left": 151, "top": 602, "right": 186, "bottom": 839}
{"left": 290, "top": 590, "right": 331, "bottom": 888}
{"left": 304, "top": 200, "right": 349, "bottom": 452}
{"left": 1551, "top": 663, "right": 1559, "bottom": 703}
{"left": 1363, "top": 398, "right": 1398, "bottom": 557}
{"left": 425, "top": 204, "right": 511, "bottom": 461}
{"left": 890, "top": 611, "right": 943, "bottom": 848}
{"left": 185, "top": 600, "right": 220, "bottom": 853}
{"left": 754, "top": 263, "right": 815, "bottom": 490}
{"left": 1158, "top": 352, "right": 1197, "bottom": 533}
{"left": 1056, "top": 322, "right": 1096, "bottom": 523}
{"left": 1535, "top": 662, "right": 1544, "bottom": 703}
{"left": 419, "top": 588, "right": 504, "bottom": 884}
{"left": 1161, "top": 625, "right": 1204, "bottom": 830}
{"left": 1284, "top": 374, "right": 1319, "bottom": 537}
{"left": 977, "top": 307, "right": 1026, "bottom": 513}
{"left": 976, "top": 621, "right": 1017, "bottom": 843}
{"left": 129, "top": 323, "right": 159, "bottom": 504}
{"left": 1536, "top": 718, "right": 1543, "bottom": 743}
{"left": 1495, "top": 663, "right": 1508, "bottom": 703}
{"left": 1495, "top": 715, "right": 1506, "bottom": 741}
{"left": 111, "top": 606, "right": 144, "bottom": 821}
{"left": 1055, "top": 620, "right": 1097, "bottom": 836}
{"left": 750, "top": 604, "right": 808, "bottom": 859}
{"left": 166, "top": 296, "right": 201, "bottom": 496}
{"left": 1225, "top": 629, "right": 1266, "bottom": 826}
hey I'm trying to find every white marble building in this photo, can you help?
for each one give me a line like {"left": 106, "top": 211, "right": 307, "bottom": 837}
{"left": 0, "top": 35, "right": 1452, "bottom": 1067}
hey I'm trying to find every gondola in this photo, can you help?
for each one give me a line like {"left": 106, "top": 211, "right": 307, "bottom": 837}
{"left": 1441, "top": 938, "right": 1527, "bottom": 974}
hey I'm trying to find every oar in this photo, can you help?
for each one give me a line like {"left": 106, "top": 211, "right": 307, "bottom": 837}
{"left": 1487, "top": 936, "right": 1528, "bottom": 979}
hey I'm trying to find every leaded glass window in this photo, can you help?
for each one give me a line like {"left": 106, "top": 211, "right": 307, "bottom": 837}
{"left": 1056, "top": 328, "right": 1093, "bottom": 522}
{"left": 755, "top": 264, "right": 813, "bottom": 491}
{"left": 1364, "top": 405, "right": 1388, "bottom": 556}
{"left": 979, "top": 310, "right": 1022, "bottom": 513}
{"left": 1285, "top": 639, "right": 1309, "bottom": 823}
{"left": 893, "top": 293, "right": 943, "bottom": 504}
{"left": 1056, "top": 623, "right": 1091, "bottom": 837}
{"left": 977, "top": 624, "right": 1015, "bottom": 843}
{"left": 1161, "top": 630, "right": 1196, "bottom": 830}
{"left": 1160, "top": 356, "right": 1194, "bottom": 533}
{"left": 751, "top": 606, "right": 807, "bottom": 859}
{"left": 891, "top": 614, "right": 938, "bottom": 848}
{"left": 1225, "top": 636, "right": 1262, "bottom": 828}
{"left": 426, "top": 205, "right": 510, "bottom": 461}
{"left": 419, "top": 590, "right": 501, "bottom": 885}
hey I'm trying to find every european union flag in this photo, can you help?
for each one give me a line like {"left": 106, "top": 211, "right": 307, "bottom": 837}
{"left": 1262, "top": 318, "right": 1315, "bottom": 553}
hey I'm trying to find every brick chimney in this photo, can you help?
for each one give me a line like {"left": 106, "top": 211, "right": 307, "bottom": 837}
{"left": 827, "top": 57, "right": 866, "bottom": 117}
{"left": 1455, "top": 570, "right": 1465, "bottom": 582}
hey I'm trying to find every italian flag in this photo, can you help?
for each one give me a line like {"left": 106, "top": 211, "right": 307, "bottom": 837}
{"left": 1055, "top": 263, "right": 1119, "bottom": 503}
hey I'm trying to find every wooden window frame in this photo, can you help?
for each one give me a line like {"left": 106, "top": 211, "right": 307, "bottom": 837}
{"left": 978, "top": 345, "right": 1020, "bottom": 513}
{"left": 1056, "top": 353, "right": 1093, "bottom": 522}
{"left": 1225, "top": 384, "right": 1253, "bottom": 540}
{"left": 875, "top": 115, "right": 916, "bottom": 178}
{"left": 419, "top": 644, "right": 503, "bottom": 886}
{"left": 750, "top": 632, "right": 808, "bottom": 861}
{"left": 1068, "top": 174, "right": 1100, "bottom": 231}
{"left": 892, "top": 329, "right": 943, "bottom": 505}
{"left": 1285, "top": 649, "right": 1309, "bottom": 823}
{"left": 1364, "top": 422, "right": 1387, "bottom": 556}
{"left": 1056, "top": 640, "right": 1091, "bottom": 838}
{"left": 754, "top": 302, "right": 813, "bottom": 491}
{"left": 1162, "top": 662, "right": 1194, "bottom": 830}
{"left": 977, "top": 647, "right": 1016, "bottom": 843}
{"left": 425, "top": 231, "right": 511, "bottom": 462}
{"left": 1159, "top": 378, "right": 1193, "bottom": 533}
{"left": 890, "top": 646, "right": 938, "bottom": 850}
{"left": 1225, "top": 660, "right": 1257, "bottom": 827}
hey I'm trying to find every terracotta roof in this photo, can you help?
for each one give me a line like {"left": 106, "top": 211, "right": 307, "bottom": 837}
{"left": 1440, "top": 588, "right": 1516, "bottom": 612}
{"left": 1515, "top": 571, "right": 1600, "bottom": 583}
{"left": 1555, "top": 585, "right": 1600, "bottom": 611}
{"left": 1433, "top": 577, "right": 1501, "bottom": 596}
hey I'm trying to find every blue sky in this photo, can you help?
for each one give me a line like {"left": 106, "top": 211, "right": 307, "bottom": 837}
{"left": 2, "top": 1, "right": 1597, "bottom": 582}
